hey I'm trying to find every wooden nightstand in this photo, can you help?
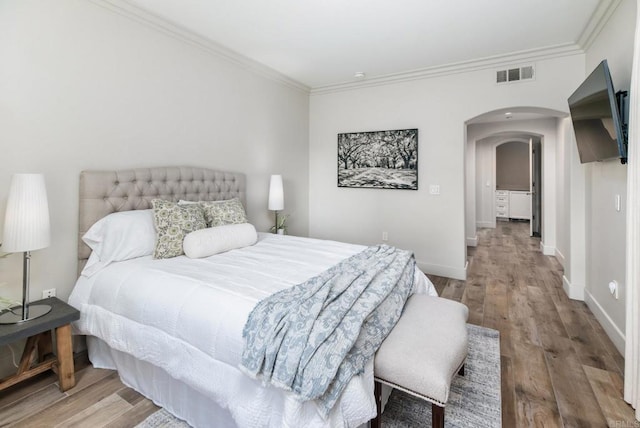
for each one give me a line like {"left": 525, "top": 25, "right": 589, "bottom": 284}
{"left": 0, "top": 297, "right": 80, "bottom": 392}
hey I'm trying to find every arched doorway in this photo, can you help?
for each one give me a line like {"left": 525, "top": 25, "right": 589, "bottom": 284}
{"left": 464, "top": 107, "right": 568, "bottom": 256}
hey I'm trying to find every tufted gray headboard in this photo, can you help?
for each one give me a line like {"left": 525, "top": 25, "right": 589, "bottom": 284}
{"left": 78, "top": 166, "right": 246, "bottom": 272}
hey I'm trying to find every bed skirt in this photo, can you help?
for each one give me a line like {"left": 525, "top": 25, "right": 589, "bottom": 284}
{"left": 88, "top": 336, "right": 237, "bottom": 427}
{"left": 86, "top": 337, "right": 381, "bottom": 428}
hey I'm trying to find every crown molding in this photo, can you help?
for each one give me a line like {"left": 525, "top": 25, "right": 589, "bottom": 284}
{"left": 310, "top": 43, "right": 584, "bottom": 95}
{"left": 88, "top": 0, "right": 310, "bottom": 93}
{"left": 88, "top": 0, "right": 618, "bottom": 97}
{"left": 577, "top": 0, "right": 622, "bottom": 50}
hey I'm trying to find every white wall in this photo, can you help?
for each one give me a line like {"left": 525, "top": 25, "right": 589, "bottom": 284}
{"left": 566, "top": 122, "right": 589, "bottom": 299}
{"left": 465, "top": 134, "right": 477, "bottom": 246}
{"left": 309, "top": 55, "right": 584, "bottom": 279}
{"left": 0, "top": 0, "right": 309, "bottom": 371}
{"left": 496, "top": 141, "right": 530, "bottom": 190}
{"left": 581, "top": 0, "right": 636, "bottom": 353}
{"left": 474, "top": 135, "right": 507, "bottom": 229}
{"left": 555, "top": 118, "right": 569, "bottom": 269}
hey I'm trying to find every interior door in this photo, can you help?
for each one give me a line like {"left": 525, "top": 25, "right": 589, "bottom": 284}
{"left": 529, "top": 139, "right": 533, "bottom": 236}
{"left": 530, "top": 139, "right": 542, "bottom": 237}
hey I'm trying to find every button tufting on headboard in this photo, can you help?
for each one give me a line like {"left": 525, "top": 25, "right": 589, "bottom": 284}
{"left": 78, "top": 166, "right": 247, "bottom": 274}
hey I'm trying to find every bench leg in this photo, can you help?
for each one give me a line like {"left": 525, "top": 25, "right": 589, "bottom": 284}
{"left": 432, "top": 403, "right": 444, "bottom": 428}
{"left": 371, "top": 381, "right": 382, "bottom": 428}
{"left": 458, "top": 363, "right": 465, "bottom": 376}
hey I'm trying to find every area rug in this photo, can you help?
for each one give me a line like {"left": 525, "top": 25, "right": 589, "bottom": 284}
{"left": 136, "top": 324, "right": 501, "bottom": 428}
{"left": 135, "top": 409, "right": 190, "bottom": 428}
{"left": 381, "top": 324, "right": 501, "bottom": 427}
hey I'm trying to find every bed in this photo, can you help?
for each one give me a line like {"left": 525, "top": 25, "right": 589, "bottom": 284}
{"left": 68, "top": 166, "right": 437, "bottom": 428}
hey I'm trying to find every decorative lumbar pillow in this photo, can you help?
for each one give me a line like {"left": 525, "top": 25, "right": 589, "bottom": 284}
{"left": 183, "top": 223, "right": 258, "bottom": 259}
{"left": 200, "top": 198, "right": 248, "bottom": 227}
{"left": 151, "top": 199, "right": 207, "bottom": 259}
{"left": 82, "top": 209, "right": 156, "bottom": 276}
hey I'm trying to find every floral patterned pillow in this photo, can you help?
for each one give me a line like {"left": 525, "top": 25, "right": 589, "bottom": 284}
{"left": 151, "top": 199, "right": 207, "bottom": 259}
{"left": 200, "top": 198, "right": 248, "bottom": 227}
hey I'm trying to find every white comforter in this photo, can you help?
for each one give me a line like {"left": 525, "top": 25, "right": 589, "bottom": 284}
{"left": 69, "top": 233, "right": 437, "bottom": 428}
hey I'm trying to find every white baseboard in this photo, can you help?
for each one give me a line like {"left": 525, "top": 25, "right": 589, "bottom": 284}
{"left": 476, "top": 221, "right": 494, "bottom": 229}
{"left": 466, "top": 235, "right": 478, "bottom": 247}
{"left": 555, "top": 249, "right": 565, "bottom": 268}
{"left": 584, "top": 289, "right": 626, "bottom": 355}
{"left": 540, "top": 242, "right": 555, "bottom": 256}
{"left": 562, "top": 275, "right": 584, "bottom": 301}
{"left": 417, "top": 260, "right": 467, "bottom": 281}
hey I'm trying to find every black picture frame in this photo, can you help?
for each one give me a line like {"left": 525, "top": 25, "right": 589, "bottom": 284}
{"left": 337, "top": 128, "right": 418, "bottom": 190}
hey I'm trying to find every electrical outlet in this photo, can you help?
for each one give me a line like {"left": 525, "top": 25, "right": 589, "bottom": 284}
{"left": 382, "top": 231, "right": 388, "bottom": 242}
{"left": 42, "top": 288, "right": 56, "bottom": 299}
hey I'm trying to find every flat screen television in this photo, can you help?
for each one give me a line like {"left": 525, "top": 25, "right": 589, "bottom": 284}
{"left": 568, "top": 59, "right": 628, "bottom": 164}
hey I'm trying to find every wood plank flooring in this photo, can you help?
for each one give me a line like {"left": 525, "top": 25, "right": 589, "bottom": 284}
{"left": 0, "top": 221, "right": 636, "bottom": 427}
{"left": 0, "top": 353, "right": 160, "bottom": 427}
{"left": 456, "top": 221, "right": 634, "bottom": 428}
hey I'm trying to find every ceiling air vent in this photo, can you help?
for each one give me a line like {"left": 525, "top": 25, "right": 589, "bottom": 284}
{"left": 521, "top": 65, "right": 534, "bottom": 79}
{"left": 496, "top": 65, "right": 535, "bottom": 84}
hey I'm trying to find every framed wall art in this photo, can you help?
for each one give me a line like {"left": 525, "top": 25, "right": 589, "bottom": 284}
{"left": 337, "top": 128, "right": 418, "bottom": 190}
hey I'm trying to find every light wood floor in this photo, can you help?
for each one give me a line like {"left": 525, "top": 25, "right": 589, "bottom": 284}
{"left": 437, "top": 221, "right": 635, "bottom": 427}
{"left": 0, "top": 221, "right": 636, "bottom": 427}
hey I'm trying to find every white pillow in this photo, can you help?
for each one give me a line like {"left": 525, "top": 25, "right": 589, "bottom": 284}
{"left": 183, "top": 223, "right": 258, "bottom": 259}
{"left": 82, "top": 209, "right": 156, "bottom": 276}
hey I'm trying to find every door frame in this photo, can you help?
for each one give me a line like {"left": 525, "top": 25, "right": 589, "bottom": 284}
{"left": 491, "top": 137, "right": 534, "bottom": 227}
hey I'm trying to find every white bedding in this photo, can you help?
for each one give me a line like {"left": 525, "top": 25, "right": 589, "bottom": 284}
{"left": 69, "top": 233, "right": 437, "bottom": 428}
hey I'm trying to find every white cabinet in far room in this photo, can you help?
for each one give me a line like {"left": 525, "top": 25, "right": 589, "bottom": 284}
{"left": 508, "top": 191, "right": 531, "bottom": 220}
{"left": 495, "top": 190, "right": 531, "bottom": 220}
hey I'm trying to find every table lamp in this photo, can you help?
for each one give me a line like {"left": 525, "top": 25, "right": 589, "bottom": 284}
{"left": 0, "top": 173, "right": 52, "bottom": 324}
{"left": 268, "top": 175, "right": 284, "bottom": 233}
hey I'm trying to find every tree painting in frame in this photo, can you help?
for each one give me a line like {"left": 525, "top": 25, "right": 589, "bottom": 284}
{"left": 337, "top": 128, "right": 418, "bottom": 190}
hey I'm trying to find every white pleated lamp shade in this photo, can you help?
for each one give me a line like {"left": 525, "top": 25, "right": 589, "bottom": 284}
{"left": 2, "top": 173, "right": 51, "bottom": 253}
{"left": 268, "top": 175, "right": 284, "bottom": 211}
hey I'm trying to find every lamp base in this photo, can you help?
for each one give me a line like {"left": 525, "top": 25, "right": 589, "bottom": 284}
{"left": 0, "top": 304, "right": 52, "bottom": 324}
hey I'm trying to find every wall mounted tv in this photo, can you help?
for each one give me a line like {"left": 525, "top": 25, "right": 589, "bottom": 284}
{"left": 568, "top": 59, "right": 628, "bottom": 164}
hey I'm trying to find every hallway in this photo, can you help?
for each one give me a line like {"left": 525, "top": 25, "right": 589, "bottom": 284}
{"left": 428, "top": 221, "right": 635, "bottom": 427}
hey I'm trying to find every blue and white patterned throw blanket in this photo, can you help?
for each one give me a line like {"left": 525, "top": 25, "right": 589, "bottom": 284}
{"left": 240, "top": 244, "right": 415, "bottom": 416}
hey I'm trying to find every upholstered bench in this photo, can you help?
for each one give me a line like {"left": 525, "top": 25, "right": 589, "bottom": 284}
{"left": 372, "top": 295, "right": 469, "bottom": 428}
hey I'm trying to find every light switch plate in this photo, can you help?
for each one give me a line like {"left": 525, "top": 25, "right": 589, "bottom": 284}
{"left": 429, "top": 184, "right": 440, "bottom": 195}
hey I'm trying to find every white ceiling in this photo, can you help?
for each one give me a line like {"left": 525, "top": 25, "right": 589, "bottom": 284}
{"left": 124, "top": 0, "right": 608, "bottom": 89}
